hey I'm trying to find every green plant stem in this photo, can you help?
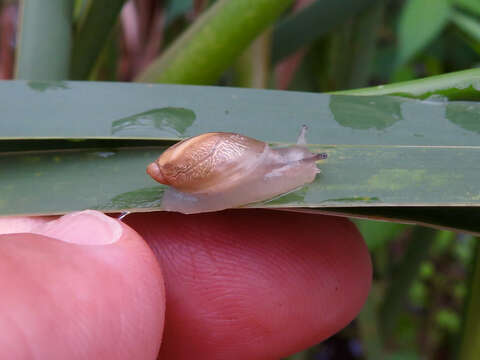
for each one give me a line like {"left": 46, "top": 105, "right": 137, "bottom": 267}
{"left": 70, "top": 0, "right": 126, "bottom": 80}
{"left": 89, "top": 25, "right": 119, "bottom": 81}
{"left": 380, "top": 226, "right": 436, "bottom": 341}
{"left": 15, "top": 0, "right": 73, "bottom": 80}
{"left": 331, "top": 68, "right": 480, "bottom": 100}
{"left": 136, "top": 0, "right": 293, "bottom": 84}
{"left": 233, "top": 29, "right": 271, "bottom": 88}
{"left": 357, "top": 284, "right": 384, "bottom": 359}
{"left": 458, "top": 238, "right": 480, "bottom": 360}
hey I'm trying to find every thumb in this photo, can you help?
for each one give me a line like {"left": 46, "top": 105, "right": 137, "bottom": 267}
{"left": 0, "top": 210, "right": 165, "bottom": 360}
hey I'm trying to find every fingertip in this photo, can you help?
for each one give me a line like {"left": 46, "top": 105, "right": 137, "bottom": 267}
{"left": 0, "top": 212, "right": 166, "bottom": 360}
{"left": 125, "top": 210, "right": 372, "bottom": 359}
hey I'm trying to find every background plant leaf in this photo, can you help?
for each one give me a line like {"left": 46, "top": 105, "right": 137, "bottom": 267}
{"left": 15, "top": 0, "right": 73, "bottom": 80}
{"left": 333, "top": 68, "right": 480, "bottom": 101}
{"left": 454, "top": 0, "right": 480, "bottom": 17}
{"left": 451, "top": 10, "right": 480, "bottom": 43}
{"left": 271, "top": 0, "right": 378, "bottom": 63}
{"left": 396, "top": 0, "right": 451, "bottom": 66}
{"left": 70, "top": 0, "right": 126, "bottom": 80}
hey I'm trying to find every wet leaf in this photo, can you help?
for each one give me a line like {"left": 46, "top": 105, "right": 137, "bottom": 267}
{"left": 1, "top": 81, "right": 479, "bottom": 234}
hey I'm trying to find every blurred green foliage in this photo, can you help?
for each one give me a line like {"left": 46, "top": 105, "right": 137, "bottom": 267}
{"left": 3, "top": 0, "right": 480, "bottom": 359}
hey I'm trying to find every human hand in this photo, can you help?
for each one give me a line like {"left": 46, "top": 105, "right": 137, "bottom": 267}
{"left": 0, "top": 209, "right": 371, "bottom": 359}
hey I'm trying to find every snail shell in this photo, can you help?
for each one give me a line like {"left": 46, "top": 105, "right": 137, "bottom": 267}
{"left": 147, "top": 126, "right": 327, "bottom": 214}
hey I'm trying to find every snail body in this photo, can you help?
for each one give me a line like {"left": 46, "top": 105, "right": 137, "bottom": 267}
{"left": 147, "top": 126, "right": 327, "bottom": 214}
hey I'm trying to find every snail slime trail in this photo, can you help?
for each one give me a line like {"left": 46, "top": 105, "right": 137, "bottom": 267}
{"left": 146, "top": 126, "right": 327, "bottom": 214}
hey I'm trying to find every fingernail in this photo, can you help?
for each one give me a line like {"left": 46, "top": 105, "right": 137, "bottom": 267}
{"left": 33, "top": 210, "right": 122, "bottom": 245}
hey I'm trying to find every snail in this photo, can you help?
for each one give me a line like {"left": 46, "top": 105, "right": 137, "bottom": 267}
{"left": 146, "top": 125, "right": 327, "bottom": 214}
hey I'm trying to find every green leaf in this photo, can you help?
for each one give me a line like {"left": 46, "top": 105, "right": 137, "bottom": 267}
{"left": 355, "top": 219, "right": 407, "bottom": 250}
{"left": 73, "top": 0, "right": 89, "bottom": 20}
{"left": 271, "top": 0, "right": 378, "bottom": 63}
{"left": 1, "top": 81, "right": 480, "bottom": 235}
{"left": 379, "top": 227, "right": 436, "bottom": 340}
{"left": 323, "top": 207, "right": 480, "bottom": 236}
{"left": 15, "top": 0, "right": 74, "bottom": 80}
{"left": 357, "top": 285, "right": 384, "bottom": 360}
{"left": 333, "top": 68, "right": 480, "bottom": 101}
{"left": 454, "top": 0, "right": 480, "bottom": 16}
{"left": 396, "top": 0, "right": 451, "bottom": 66}
{"left": 451, "top": 10, "right": 480, "bottom": 43}
{"left": 314, "top": 1, "right": 384, "bottom": 91}
{"left": 343, "top": 2, "right": 384, "bottom": 89}
{"left": 90, "top": 25, "right": 120, "bottom": 81}
{"left": 459, "top": 240, "right": 480, "bottom": 360}
{"left": 136, "top": 0, "right": 293, "bottom": 84}
{"left": 70, "top": 0, "right": 126, "bottom": 80}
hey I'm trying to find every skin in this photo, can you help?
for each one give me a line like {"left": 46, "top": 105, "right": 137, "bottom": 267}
{"left": 0, "top": 209, "right": 371, "bottom": 360}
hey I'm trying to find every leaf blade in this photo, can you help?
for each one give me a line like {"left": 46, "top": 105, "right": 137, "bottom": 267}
{"left": 2, "top": 81, "right": 480, "bottom": 146}
{"left": 15, "top": 0, "right": 74, "bottom": 80}
{"left": 332, "top": 68, "right": 480, "bottom": 100}
{"left": 396, "top": 0, "right": 451, "bottom": 66}
{"left": 70, "top": 0, "right": 126, "bottom": 80}
{"left": 1, "top": 80, "right": 480, "bottom": 235}
{"left": 271, "top": 0, "right": 378, "bottom": 63}
{"left": 451, "top": 10, "right": 480, "bottom": 43}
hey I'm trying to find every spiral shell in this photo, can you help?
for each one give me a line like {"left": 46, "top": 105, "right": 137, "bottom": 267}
{"left": 147, "top": 132, "right": 266, "bottom": 193}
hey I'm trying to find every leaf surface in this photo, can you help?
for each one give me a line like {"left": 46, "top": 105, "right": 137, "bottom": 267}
{"left": 1, "top": 80, "right": 479, "bottom": 234}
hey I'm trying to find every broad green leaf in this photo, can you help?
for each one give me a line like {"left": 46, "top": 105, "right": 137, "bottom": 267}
{"left": 272, "top": 0, "right": 377, "bottom": 63}
{"left": 136, "top": 0, "right": 293, "bottom": 84}
{"left": 15, "top": 0, "right": 73, "bottom": 80}
{"left": 397, "top": 0, "right": 451, "bottom": 66}
{"left": 1, "top": 81, "right": 479, "bottom": 235}
{"left": 451, "top": 10, "right": 480, "bottom": 43}
{"left": 4, "top": 81, "right": 480, "bottom": 144}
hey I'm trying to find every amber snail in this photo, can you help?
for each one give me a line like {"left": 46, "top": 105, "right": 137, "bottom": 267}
{"left": 146, "top": 125, "right": 327, "bottom": 214}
